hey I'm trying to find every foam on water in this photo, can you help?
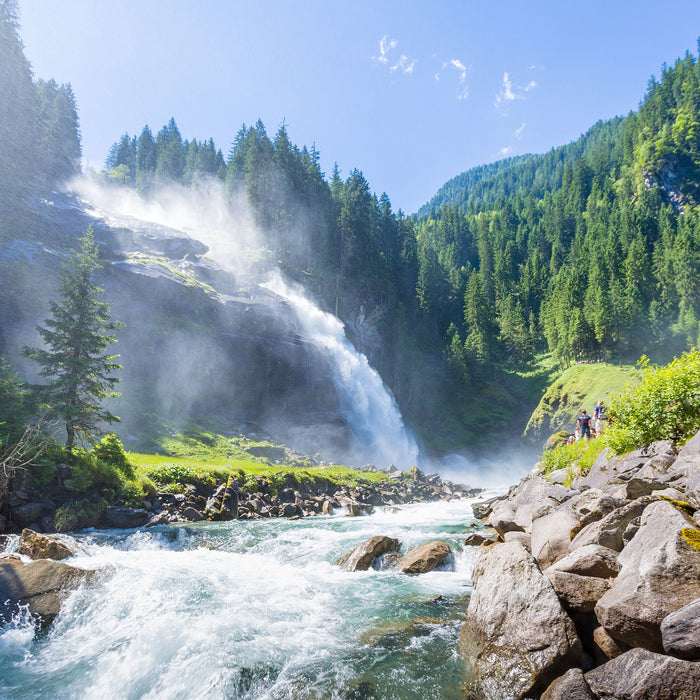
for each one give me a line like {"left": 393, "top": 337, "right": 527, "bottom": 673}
{"left": 0, "top": 499, "right": 482, "bottom": 699}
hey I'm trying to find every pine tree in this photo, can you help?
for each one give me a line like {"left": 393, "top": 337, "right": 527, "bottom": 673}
{"left": 24, "top": 227, "right": 123, "bottom": 452}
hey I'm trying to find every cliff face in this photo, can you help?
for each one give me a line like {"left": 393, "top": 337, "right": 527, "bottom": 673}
{"left": 0, "top": 192, "right": 351, "bottom": 456}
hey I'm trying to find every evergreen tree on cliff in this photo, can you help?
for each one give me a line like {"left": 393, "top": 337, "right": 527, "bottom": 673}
{"left": 25, "top": 227, "right": 123, "bottom": 452}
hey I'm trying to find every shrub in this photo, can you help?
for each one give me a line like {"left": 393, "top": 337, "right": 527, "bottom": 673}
{"left": 539, "top": 438, "right": 606, "bottom": 477}
{"left": 605, "top": 350, "right": 700, "bottom": 453}
{"left": 93, "top": 433, "right": 135, "bottom": 478}
{"left": 55, "top": 497, "right": 107, "bottom": 532}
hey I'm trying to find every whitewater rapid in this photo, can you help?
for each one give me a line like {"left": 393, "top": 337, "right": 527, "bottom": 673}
{"left": 1, "top": 499, "right": 485, "bottom": 699}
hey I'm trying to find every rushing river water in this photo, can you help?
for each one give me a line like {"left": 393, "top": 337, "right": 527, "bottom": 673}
{"left": 0, "top": 498, "right": 492, "bottom": 700}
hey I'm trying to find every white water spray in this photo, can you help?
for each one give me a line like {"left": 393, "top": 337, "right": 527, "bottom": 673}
{"left": 262, "top": 273, "right": 419, "bottom": 469}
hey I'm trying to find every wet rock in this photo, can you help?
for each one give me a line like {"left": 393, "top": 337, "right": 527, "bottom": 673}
{"left": 584, "top": 647, "right": 700, "bottom": 700}
{"left": 101, "top": 506, "right": 150, "bottom": 529}
{"left": 471, "top": 497, "right": 497, "bottom": 519}
{"left": 660, "top": 598, "right": 700, "bottom": 660}
{"left": 18, "top": 528, "right": 78, "bottom": 561}
{"left": 338, "top": 536, "right": 401, "bottom": 572}
{"left": 145, "top": 512, "right": 169, "bottom": 527}
{"left": 395, "top": 541, "right": 452, "bottom": 574}
{"left": 545, "top": 570, "right": 611, "bottom": 614}
{"left": 546, "top": 544, "right": 621, "bottom": 579}
{"left": 460, "top": 542, "right": 581, "bottom": 700}
{"left": 540, "top": 668, "right": 595, "bottom": 700}
{"left": 464, "top": 532, "right": 498, "bottom": 547}
{"left": 322, "top": 500, "right": 334, "bottom": 515}
{"left": 594, "top": 500, "right": 700, "bottom": 652}
{"left": 0, "top": 557, "right": 94, "bottom": 626}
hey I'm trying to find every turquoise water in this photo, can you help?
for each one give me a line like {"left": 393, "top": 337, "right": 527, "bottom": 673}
{"left": 0, "top": 499, "right": 486, "bottom": 699}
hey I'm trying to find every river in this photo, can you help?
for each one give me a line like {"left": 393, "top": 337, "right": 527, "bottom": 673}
{"left": 0, "top": 497, "right": 493, "bottom": 699}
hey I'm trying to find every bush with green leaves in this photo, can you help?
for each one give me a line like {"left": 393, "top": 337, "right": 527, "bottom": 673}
{"left": 539, "top": 438, "right": 606, "bottom": 479}
{"left": 92, "top": 433, "right": 135, "bottom": 478}
{"left": 605, "top": 350, "right": 700, "bottom": 453}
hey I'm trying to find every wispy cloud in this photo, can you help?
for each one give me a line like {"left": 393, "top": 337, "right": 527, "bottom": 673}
{"left": 435, "top": 58, "right": 470, "bottom": 99}
{"left": 373, "top": 35, "right": 397, "bottom": 65}
{"left": 499, "top": 146, "right": 513, "bottom": 156}
{"left": 514, "top": 122, "right": 526, "bottom": 138}
{"left": 373, "top": 36, "right": 416, "bottom": 75}
{"left": 495, "top": 71, "right": 538, "bottom": 109}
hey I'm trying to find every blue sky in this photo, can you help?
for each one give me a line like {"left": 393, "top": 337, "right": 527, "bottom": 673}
{"left": 16, "top": 1, "right": 700, "bottom": 214}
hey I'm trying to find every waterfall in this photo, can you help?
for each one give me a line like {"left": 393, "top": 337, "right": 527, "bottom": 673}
{"left": 262, "top": 273, "right": 419, "bottom": 469}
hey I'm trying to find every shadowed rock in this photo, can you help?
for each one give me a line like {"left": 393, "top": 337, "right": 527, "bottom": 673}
{"left": 660, "top": 598, "right": 700, "bottom": 660}
{"left": 541, "top": 668, "right": 595, "bottom": 700}
{"left": 585, "top": 647, "right": 700, "bottom": 700}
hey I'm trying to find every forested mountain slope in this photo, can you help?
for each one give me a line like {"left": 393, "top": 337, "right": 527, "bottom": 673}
{"left": 4, "top": 0, "right": 700, "bottom": 451}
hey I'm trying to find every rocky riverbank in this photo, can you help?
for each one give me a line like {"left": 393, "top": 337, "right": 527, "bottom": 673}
{"left": 2, "top": 466, "right": 477, "bottom": 532}
{"left": 461, "top": 431, "right": 700, "bottom": 699}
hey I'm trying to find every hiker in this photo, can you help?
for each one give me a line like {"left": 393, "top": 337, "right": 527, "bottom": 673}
{"left": 576, "top": 409, "right": 592, "bottom": 441}
{"left": 594, "top": 400, "right": 608, "bottom": 435}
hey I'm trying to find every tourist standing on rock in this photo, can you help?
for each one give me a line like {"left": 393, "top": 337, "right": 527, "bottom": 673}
{"left": 594, "top": 400, "right": 608, "bottom": 435}
{"left": 576, "top": 409, "right": 591, "bottom": 441}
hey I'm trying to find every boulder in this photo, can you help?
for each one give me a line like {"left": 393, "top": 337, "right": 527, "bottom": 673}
{"left": 545, "top": 570, "right": 611, "bottom": 614}
{"left": 101, "top": 506, "right": 150, "bottom": 529}
{"left": 18, "top": 529, "right": 78, "bottom": 561}
{"left": 584, "top": 647, "right": 700, "bottom": 700}
{"left": 10, "top": 502, "right": 44, "bottom": 529}
{"left": 338, "top": 536, "right": 400, "bottom": 572}
{"left": 594, "top": 500, "right": 700, "bottom": 652}
{"left": 570, "top": 497, "right": 651, "bottom": 552}
{"left": 460, "top": 542, "right": 581, "bottom": 699}
{"left": 503, "top": 531, "right": 531, "bottom": 550}
{"left": 0, "top": 557, "right": 94, "bottom": 626}
{"left": 660, "top": 598, "right": 700, "bottom": 660}
{"left": 659, "top": 429, "right": 700, "bottom": 492}
{"left": 395, "top": 540, "right": 452, "bottom": 574}
{"left": 488, "top": 475, "right": 573, "bottom": 536}
{"left": 540, "top": 668, "right": 595, "bottom": 700}
{"left": 182, "top": 507, "right": 204, "bottom": 522}
{"left": 464, "top": 532, "right": 496, "bottom": 547}
{"left": 546, "top": 544, "right": 621, "bottom": 579}
{"left": 531, "top": 504, "right": 582, "bottom": 569}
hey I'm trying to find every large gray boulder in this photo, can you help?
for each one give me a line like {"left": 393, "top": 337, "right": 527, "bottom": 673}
{"left": 338, "top": 536, "right": 400, "bottom": 572}
{"left": 569, "top": 497, "right": 651, "bottom": 552}
{"left": 661, "top": 428, "right": 700, "bottom": 492}
{"left": 101, "top": 506, "right": 150, "bottom": 529}
{"left": 660, "top": 598, "right": 700, "bottom": 660}
{"left": 394, "top": 540, "right": 452, "bottom": 574}
{"left": 545, "top": 570, "right": 611, "bottom": 614}
{"left": 0, "top": 557, "right": 94, "bottom": 626}
{"left": 594, "top": 500, "right": 700, "bottom": 651}
{"left": 531, "top": 504, "right": 581, "bottom": 569}
{"left": 584, "top": 647, "right": 700, "bottom": 700}
{"left": 460, "top": 542, "right": 581, "bottom": 699}
{"left": 546, "top": 544, "right": 621, "bottom": 579}
{"left": 488, "top": 475, "right": 573, "bottom": 536}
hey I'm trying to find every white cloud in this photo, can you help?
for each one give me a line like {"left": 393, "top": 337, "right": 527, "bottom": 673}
{"left": 499, "top": 146, "right": 513, "bottom": 156}
{"left": 374, "top": 35, "right": 397, "bottom": 64}
{"left": 373, "top": 36, "right": 416, "bottom": 75}
{"left": 495, "top": 71, "right": 538, "bottom": 109}
{"left": 514, "top": 122, "right": 526, "bottom": 138}
{"left": 390, "top": 54, "right": 417, "bottom": 74}
{"left": 450, "top": 58, "right": 468, "bottom": 83}
{"left": 434, "top": 58, "right": 470, "bottom": 99}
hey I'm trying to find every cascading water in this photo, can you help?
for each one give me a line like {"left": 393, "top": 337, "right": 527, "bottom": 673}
{"left": 0, "top": 499, "right": 486, "bottom": 699}
{"left": 261, "top": 274, "right": 419, "bottom": 469}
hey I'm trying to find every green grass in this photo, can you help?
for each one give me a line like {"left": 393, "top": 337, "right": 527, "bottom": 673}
{"left": 523, "top": 361, "right": 636, "bottom": 444}
{"left": 128, "top": 428, "right": 391, "bottom": 494}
